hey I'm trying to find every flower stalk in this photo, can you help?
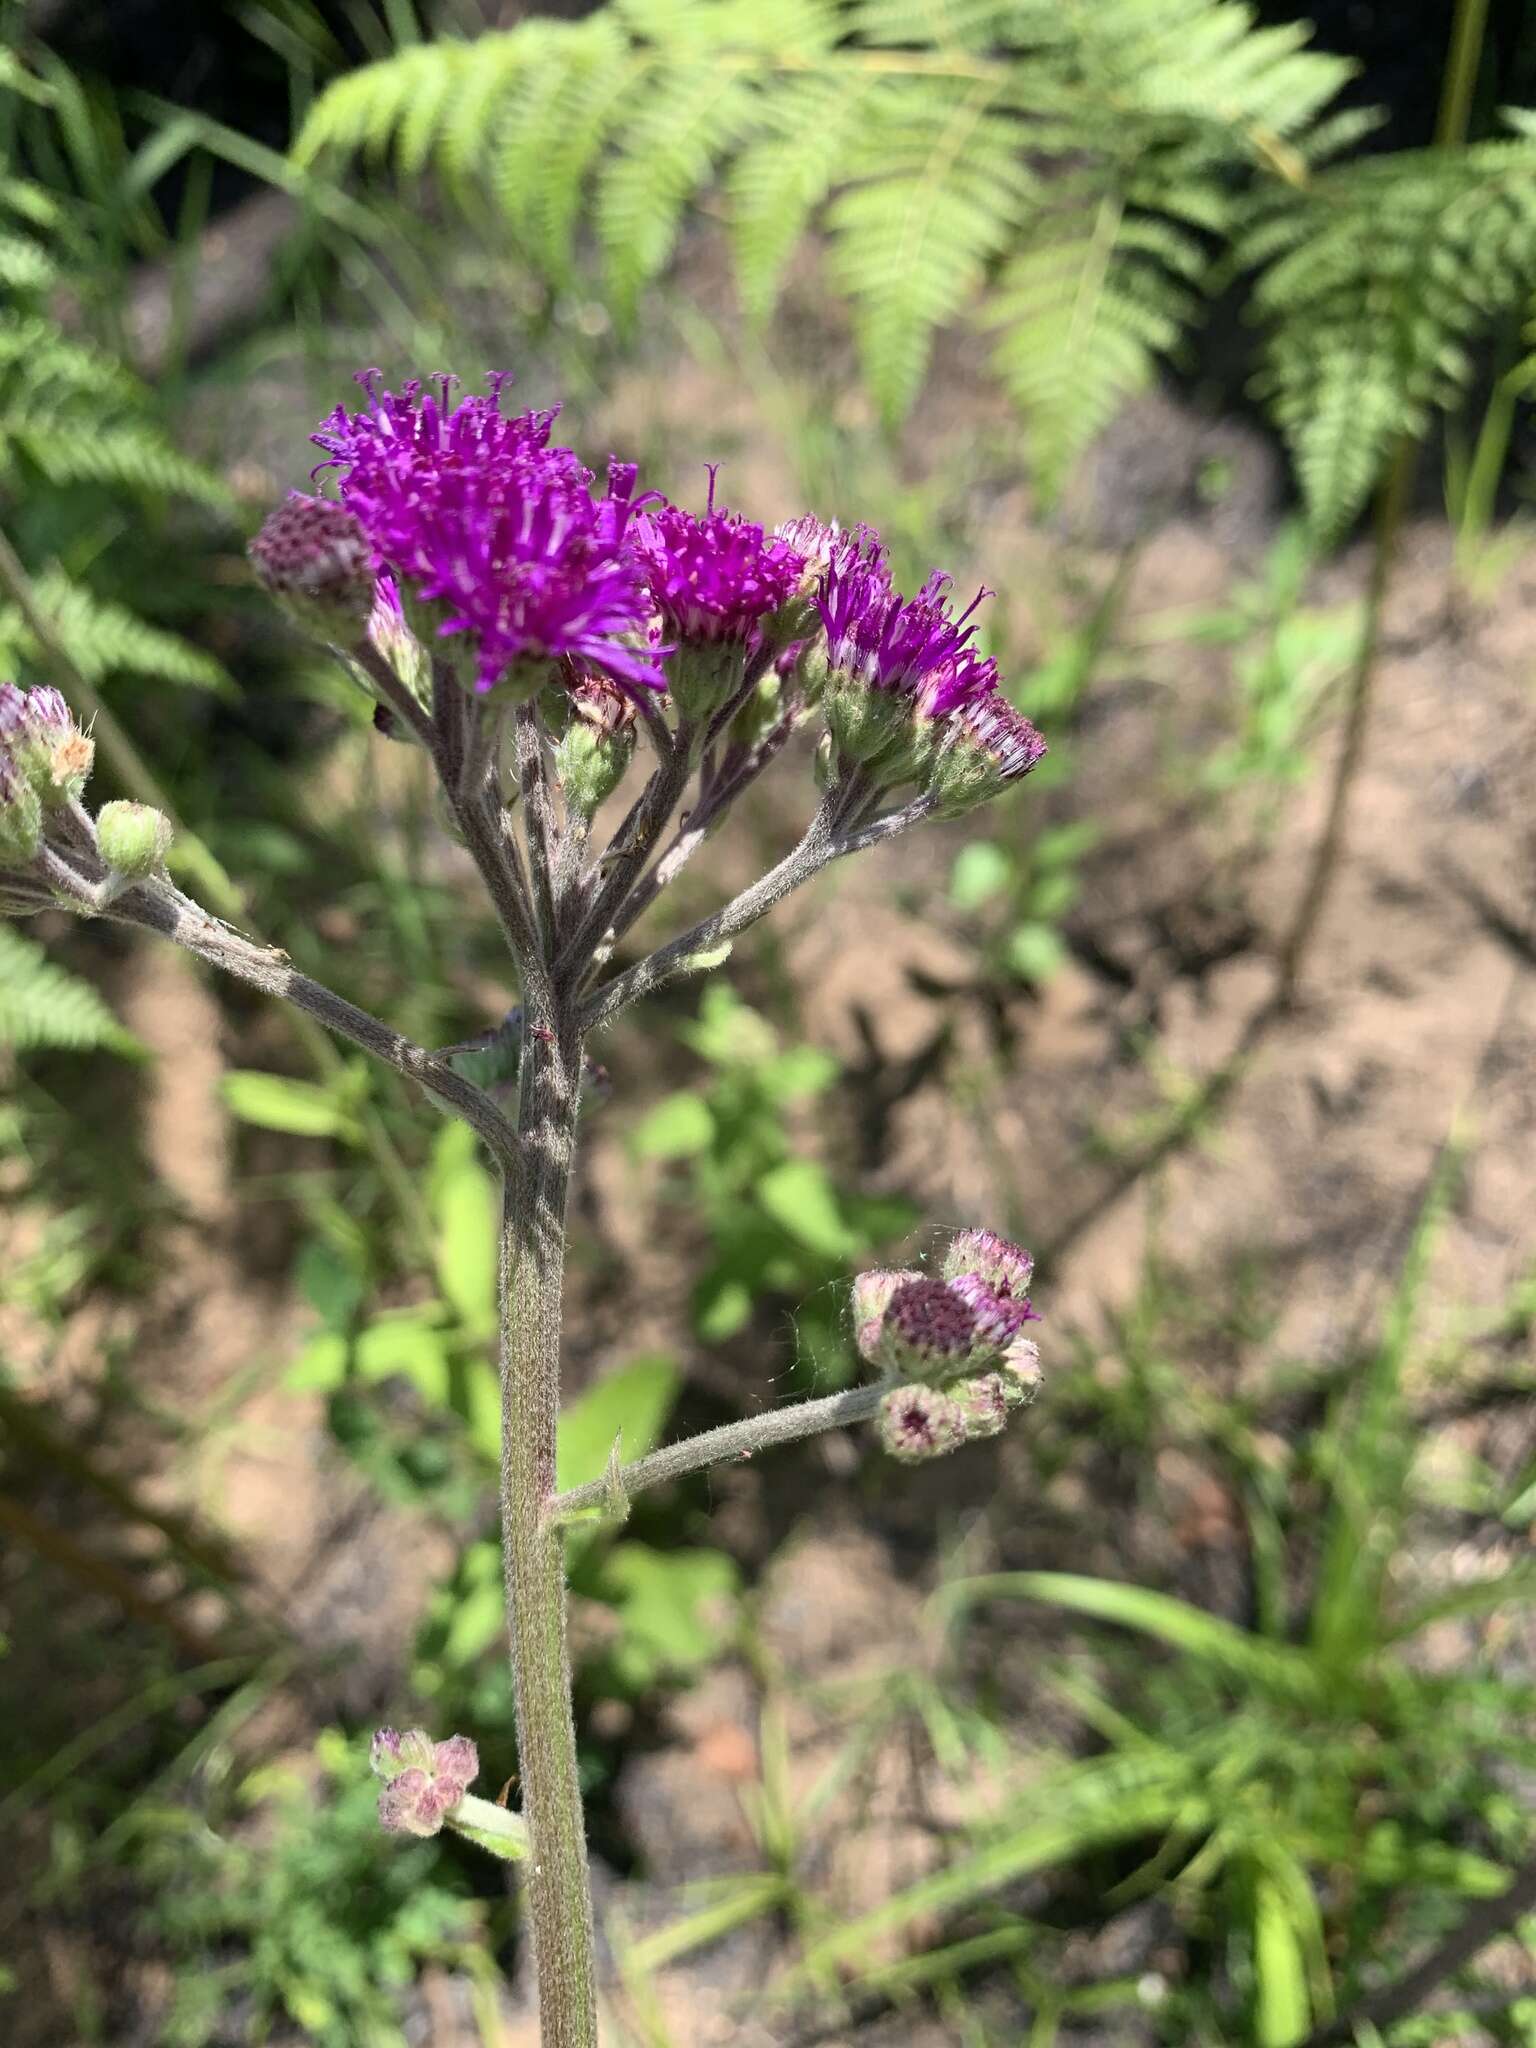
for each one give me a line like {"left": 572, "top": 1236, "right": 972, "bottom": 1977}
{"left": 1, "top": 368, "right": 1052, "bottom": 2046}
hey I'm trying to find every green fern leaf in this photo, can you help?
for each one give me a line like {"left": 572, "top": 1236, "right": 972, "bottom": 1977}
{"left": 1247, "top": 130, "right": 1536, "bottom": 536}
{"left": 0, "top": 568, "right": 231, "bottom": 694}
{"left": 0, "top": 925, "right": 138, "bottom": 1054}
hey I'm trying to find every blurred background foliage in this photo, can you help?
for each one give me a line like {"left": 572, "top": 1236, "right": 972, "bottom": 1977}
{"left": 4, "top": 1, "right": 1536, "bottom": 2044}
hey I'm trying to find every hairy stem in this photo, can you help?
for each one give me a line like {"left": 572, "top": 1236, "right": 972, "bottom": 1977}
{"left": 582, "top": 791, "right": 931, "bottom": 1033}
{"left": 498, "top": 988, "right": 596, "bottom": 2048}
{"left": 548, "top": 1382, "right": 888, "bottom": 1525}
{"left": 112, "top": 882, "right": 519, "bottom": 1166}
{"left": 557, "top": 729, "right": 692, "bottom": 974}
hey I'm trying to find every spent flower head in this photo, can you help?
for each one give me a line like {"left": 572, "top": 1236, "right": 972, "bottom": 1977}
{"left": 370, "top": 1727, "right": 479, "bottom": 1837}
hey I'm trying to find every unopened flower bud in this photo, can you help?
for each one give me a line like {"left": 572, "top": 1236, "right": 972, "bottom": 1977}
{"left": 851, "top": 1266, "right": 921, "bottom": 1364}
{"left": 1000, "top": 1336, "right": 1042, "bottom": 1406}
{"left": 556, "top": 675, "right": 637, "bottom": 817}
{"left": 947, "top": 1271, "right": 1039, "bottom": 1364}
{"left": 250, "top": 493, "right": 376, "bottom": 637}
{"left": 875, "top": 1275, "right": 978, "bottom": 1380}
{"left": 877, "top": 1382, "right": 966, "bottom": 1463}
{"left": 3, "top": 685, "right": 93, "bottom": 806}
{"left": 943, "top": 1227, "right": 1035, "bottom": 1300}
{"left": 370, "top": 1727, "right": 479, "bottom": 1837}
{"left": 926, "top": 695, "right": 1046, "bottom": 816}
{"left": 96, "top": 800, "right": 174, "bottom": 878}
{"left": 952, "top": 1371, "right": 1011, "bottom": 1439}
{"left": 0, "top": 757, "right": 41, "bottom": 867}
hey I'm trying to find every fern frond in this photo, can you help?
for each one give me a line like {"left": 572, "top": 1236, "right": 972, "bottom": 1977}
{"left": 990, "top": 207, "right": 1195, "bottom": 500}
{"left": 1246, "top": 130, "right": 1536, "bottom": 536}
{"left": 0, "top": 925, "right": 137, "bottom": 1054}
{"left": 0, "top": 568, "right": 231, "bottom": 694}
{"left": 0, "top": 317, "right": 229, "bottom": 511}
{"left": 830, "top": 80, "right": 1035, "bottom": 419}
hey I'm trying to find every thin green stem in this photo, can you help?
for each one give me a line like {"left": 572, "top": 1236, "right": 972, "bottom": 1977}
{"left": 499, "top": 987, "right": 596, "bottom": 2048}
{"left": 1275, "top": 0, "right": 1490, "bottom": 1004}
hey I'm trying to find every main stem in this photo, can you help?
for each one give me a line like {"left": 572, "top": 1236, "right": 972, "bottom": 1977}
{"left": 498, "top": 979, "right": 597, "bottom": 2048}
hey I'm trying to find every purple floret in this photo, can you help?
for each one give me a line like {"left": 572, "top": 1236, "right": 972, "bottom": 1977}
{"left": 634, "top": 468, "right": 805, "bottom": 644}
{"left": 310, "top": 370, "right": 663, "bottom": 697}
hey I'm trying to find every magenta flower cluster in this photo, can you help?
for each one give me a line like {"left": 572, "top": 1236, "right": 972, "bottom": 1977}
{"left": 255, "top": 367, "right": 1045, "bottom": 800}
{"left": 852, "top": 1228, "right": 1042, "bottom": 1463}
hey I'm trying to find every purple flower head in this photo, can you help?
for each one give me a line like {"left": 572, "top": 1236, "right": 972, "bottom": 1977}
{"left": 249, "top": 493, "right": 376, "bottom": 630}
{"left": 370, "top": 1726, "right": 479, "bottom": 1838}
{"left": 634, "top": 469, "right": 805, "bottom": 645}
{"left": 877, "top": 1382, "right": 967, "bottom": 1463}
{"left": 948, "top": 1271, "right": 1041, "bottom": 1363}
{"left": 310, "top": 371, "right": 663, "bottom": 697}
{"left": 817, "top": 560, "right": 997, "bottom": 715}
{"left": 876, "top": 1274, "right": 978, "bottom": 1380}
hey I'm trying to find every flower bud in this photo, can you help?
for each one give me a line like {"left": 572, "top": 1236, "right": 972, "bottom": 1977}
{"left": 877, "top": 1382, "right": 967, "bottom": 1463}
{"left": 370, "top": 1727, "right": 479, "bottom": 1837}
{"left": 1000, "top": 1336, "right": 1042, "bottom": 1406}
{"left": 851, "top": 1266, "right": 921, "bottom": 1364}
{"left": 96, "top": 800, "right": 174, "bottom": 879}
{"left": 4, "top": 685, "right": 93, "bottom": 807}
{"left": 952, "top": 1371, "right": 1010, "bottom": 1439}
{"left": 943, "top": 1227, "right": 1035, "bottom": 1300}
{"left": 0, "top": 757, "right": 41, "bottom": 867}
{"left": 946, "top": 1271, "right": 1039, "bottom": 1365}
{"left": 250, "top": 493, "right": 376, "bottom": 638}
{"left": 874, "top": 1275, "right": 979, "bottom": 1380}
{"left": 555, "top": 675, "right": 637, "bottom": 818}
{"left": 925, "top": 695, "right": 1046, "bottom": 817}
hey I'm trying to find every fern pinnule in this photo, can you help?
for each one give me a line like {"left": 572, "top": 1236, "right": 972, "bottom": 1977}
{"left": 0, "top": 926, "right": 138, "bottom": 1055}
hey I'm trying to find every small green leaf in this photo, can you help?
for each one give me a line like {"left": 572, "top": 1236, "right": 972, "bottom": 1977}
{"left": 221, "top": 1070, "right": 361, "bottom": 1142}
{"left": 693, "top": 1273, "right": 753, "bottom": 1342}
{"left": 757, "top": 1158, "right": 855, "bottom": 1258}
{"left": 556, "top": 1355, "right": 679, "bottom": 1493}
{"left": 355, "top": 1311, "right": 452, "bottom": 1403}
{"left": 596, "top": 1542, "right": 740, "bottom": 1684}
{"left": 950, "top": 839, "right": 1014, "bottom": 910}
{"left": 285, "top": 1331, "right": 350, "bottom": 1393}
{"left": 428, "top": 1122, "right": 498, "bottom": 1334}
{"left": 1003, "top": 923, "right": 1068, "bottom": 984}
{"left": 631, "top": 1090, "right": 715, "bottom": 1159}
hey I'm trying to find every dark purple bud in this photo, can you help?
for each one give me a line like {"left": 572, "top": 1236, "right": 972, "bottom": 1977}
{"left": 250, "top": 493, "right": 376, "bottom": 634}
{"left": 875, "top": 1275, "right": 978, "bottom": 1379}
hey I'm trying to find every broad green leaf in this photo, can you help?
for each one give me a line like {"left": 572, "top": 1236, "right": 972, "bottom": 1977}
{"left": 221, "top": 1070, "right": 360, "bottom": 1143}
{"left": 556, "top": 1354, "right": 679, "bottom": 1492}
{"left": 597, "top": 1542, "right": 739, "bottom": 1685}
{"left": 757, "top": 1159, "right": 854, "bottom": 1257}
{"left": 295, "top": 1239, "right": 366, "bottom": 1330}
{"left": 429, "top": 1122, "right": 498, "bottom": 1334}
{"left": 693, "top": 1273, "right": 752, "bottom": 1342}
{"left": 760, "top": 1045, "right": 839, "bottom": 1104}
{"left": 631, "top": 1090, "right": 715, "bottom": 1159}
